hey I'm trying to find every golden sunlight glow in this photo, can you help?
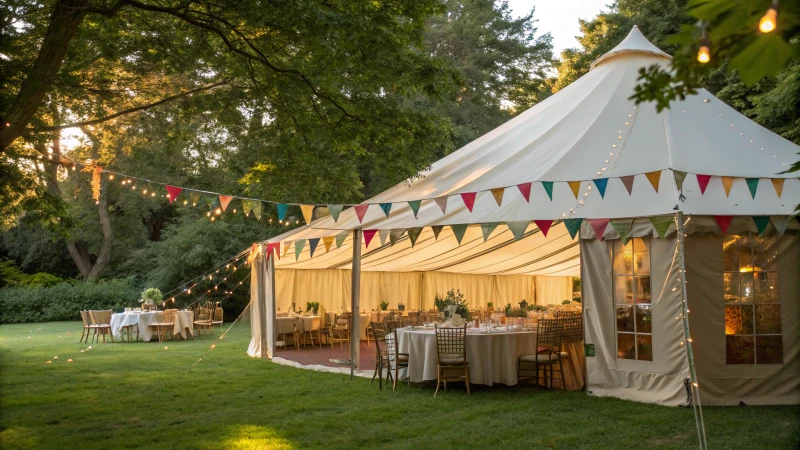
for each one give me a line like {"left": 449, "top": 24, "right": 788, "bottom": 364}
{"left": 759, "top": 7, "right": 777, "bottom": 33}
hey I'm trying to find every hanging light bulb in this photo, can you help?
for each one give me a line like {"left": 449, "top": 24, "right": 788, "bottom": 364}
{"left": 215, "top": 207, "right": 222, "bottom": 215}
{"left": 183, "top": 200, "right": 188, "bottom": 205}
{"left": 759, "top": 2, "right": 778, "bottom": 33}
{"left": 109, "top": 174, "right": 114, "bottom": 180}
{"left": 697, "top": 43, "right": 710, "bottom": 63}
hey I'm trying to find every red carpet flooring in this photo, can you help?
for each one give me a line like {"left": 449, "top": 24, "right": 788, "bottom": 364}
{"left": 275, "top": 340, "right": 375, "bottom": 371}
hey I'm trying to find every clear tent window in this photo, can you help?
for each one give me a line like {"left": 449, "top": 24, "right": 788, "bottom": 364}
{"left": 613, "top": 238, "right": 652, "bottom": 361}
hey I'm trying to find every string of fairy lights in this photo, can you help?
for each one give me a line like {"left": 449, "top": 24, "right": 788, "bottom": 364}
{"left": 696, "top": 1, "right": 779, "bottom": 63}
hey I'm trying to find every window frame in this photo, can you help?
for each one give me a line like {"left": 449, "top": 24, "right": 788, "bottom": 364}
{"left": 612, "top": 237, "right": 653, "bottom": 362}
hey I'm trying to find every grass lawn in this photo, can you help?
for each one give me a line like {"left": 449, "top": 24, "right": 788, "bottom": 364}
{"left": 1, "top": 321, "right": 798, "bottom": 449}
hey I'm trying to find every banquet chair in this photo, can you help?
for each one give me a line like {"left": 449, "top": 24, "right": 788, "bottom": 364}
{"left": 556, "top": 316, "right": 584, "bottom": 389}
{"left": 302, "top": 316, "right": 322, "bottom": 348}
{"left": 89, "top": 310, "right": 114, "bottom": 343}
{"left": 518, "top": 319, "right": 564, "bottom": 389}
{"left": 211, "top": 305, "right": 224, "bottom": 334}
{"left": 193, "top": 306, "right": 213, "bottom": 337}
{"left": 329, "top": 313, "right": 351, "bottom": 349}
{"left": 554, "top": 310, "right": 581, "bottom": 318}
{"left": 369, "top": 322, "right": 392, "bottom": 390}
{"left": 407, "top": 311, "right": 420, "bottom": 326}
{"left": 434, "top": 324, "right": 470, "bottom": 397}
{"left": 277, "top": 318, "right": 299, "bottom": 350}
{"left": 120, "top": 321, "right": 139, "bottom": 342}
{"left": 386, "top": 327, "right": 409, "bottom": 392}
{"left": 149, "top": 309, "right": 177, "bottom": 343}
{"left": 79, "top": 311, "right": 93, "bottom": 343}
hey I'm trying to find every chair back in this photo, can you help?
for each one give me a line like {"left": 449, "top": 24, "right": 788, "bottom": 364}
{"left": 80, "top": 311, "right": 91, "bottom": 327}
{"left": 196, "top": 307, "right": 212, "bottom": 321}
{"left": 370, "top": 321, "right": 388, "bottom": 357}
{"left": 385, "top": 329, "right": 401, "bottom": 368}
{"left": 213, "top": 307, "right": 224, "bottom": 322}
{"left": 558, "top": 316, "right": 583, "bottom": 343}
{"left": 335, "top": 313, "right": 351, "bottom": 330}
{"left": 554, "top": 310, "right": 581, "bottom": 318}
{"left": 89, "top": 310, "right": 112, "bottom": 325}
{"left": 163, "top": 309, "right": 178, "bottom": 323}
{"left": 536, "top": 319, "right": 563, "bottom": 353}
{"left": 277, "top": 317, "right": 297, "bottom": 334}
{"left": 435, "top": 324, "right": 467, "bottom": 360}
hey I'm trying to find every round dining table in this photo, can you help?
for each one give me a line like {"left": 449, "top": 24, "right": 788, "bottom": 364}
{"left": 395, "top": 326, "right": 539, "bottom": 386}
{"left": 110, "top": 311, "right": 194, "bottom": 341}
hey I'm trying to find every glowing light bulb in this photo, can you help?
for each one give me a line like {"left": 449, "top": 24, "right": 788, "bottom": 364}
{"left": 215, "top": 208, "right": 222, "bottom": 215}
{"left": 612, "top": 145, "right": 617, "bottom": 148}
{"left": 109, "top": 175, "right": 114, "bottom": 180}
{"left": 759, "top": 5, "right": 777, "bottom": 33}
{"left": 697, "top": 45, "right": 710, "bottom": 63}
{"left": 609, "top": 152, "right": 614, "bottom": 156}
{"left": 143, "top": 189, "right": 147, "bottom": 194}
{"left": 206, "top": 212, "right": 211, "bottom": 217}
{"left": 151, "top": 192, "right": 156, "bottom": 197}
{"left": 183, "top": 200, "right": 188, "bottom": 205}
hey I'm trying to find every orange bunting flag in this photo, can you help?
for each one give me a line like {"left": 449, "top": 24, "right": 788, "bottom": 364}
{"left": 300, "top": 205, "right": 314, "bottom": 225}
{"left": 644, "top": 171, "right": 661, "bottom": 193}
{"left": 323, "top": 236, "right": 335, "bottom": 253}
{"left": 490, "top": 188, "right": 505, "bottom": 206}
{"left": 721, "top": 176, "right": 735, "bottom": 197}
{"left": 567, "top": 181, "right": 581, "bottom": 199}
{"left": 771, "top": 178, "right": 784, "bottom": 198}
{"left": 219, "top": 195, "right": 233, "bottom": 211}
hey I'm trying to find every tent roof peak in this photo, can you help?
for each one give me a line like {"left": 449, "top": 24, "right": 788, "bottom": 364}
{"left": 590, "top": 25, "right": 671, "bottom": 70}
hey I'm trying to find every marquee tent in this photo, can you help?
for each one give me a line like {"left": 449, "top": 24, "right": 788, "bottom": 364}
{"left": 248, "top": 26, "right": 799, "bottom": 407}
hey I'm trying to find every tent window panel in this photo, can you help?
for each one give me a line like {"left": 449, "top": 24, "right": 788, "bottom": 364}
{"left": 613, "top": 238, "right": 652, "bottom": 361}
{"left": 723, "top": 234, "right": 782, "bottom": 365}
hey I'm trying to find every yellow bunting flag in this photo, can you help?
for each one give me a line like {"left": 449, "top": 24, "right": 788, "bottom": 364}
{"left": 323, "top": 236, "right": 335, "bottom": 253}
{"left": 490, "top": 188, "right": 505, "bottom": 206}
{"left": 282, "top": 241, "right": 292, "bottom": 258}
{"left": 721, "top": 176, "right": 734, "bottom": 197}
{"left": 567, "top": 181, "right": 581, "bottom": 199}
{"left": 300, "top": 205, "right": 314, "bottom": 225}
{"left": 645, "top": 171, "right": 661, "bottom": 193}
{"left": 771, "top": 178, "right": 784, "bottom": 198}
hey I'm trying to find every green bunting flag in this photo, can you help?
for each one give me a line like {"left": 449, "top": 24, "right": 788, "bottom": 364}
{"left": 771, "top": 216, "right": 787, "bottom": 236}
{"left": 593, "top": 178, "right": 608, "bottom": 199}
{"left": 431, "top": 225, "right": 443, "bottom": 240}
{"left": 506, "top": 221, "right": 529, "bottom": 241}
{"left": 610, "top": 218, "right": 634, "bottom": 244}
{"left": 408, "top": 200, "right": 422, "bottom": 218}
{"left": 389, "top": 229, "right": 405, "bottom": 246}
{"left": 379, "top": 203, "right": 392, "bottom": 218}
{"left": 746, "top": 178, "right": 759, "bottom": 199}
{"left": 189, "top": 191, "right": 202, "bottom": 206}
{"left": 542, "top": 181, "right": 554, "bottom": 201}
{"left": 649, "top": 216, "right": 673, "bottom": 238}
{"left": 563, "top": 218, "right": 583, "bottom": 239}
{"left": 252, "top": 201, "right": 262, "bottom": 220}
{"left": 673, "top": 171, "right": 687, "bottom": 192}
{"left": 335, "top": 231, "right": 348, "bottom": 248}
{"left": 241, "top": 199, "right": 252, "bottom": 216}
{"left": 407, "top": 227, "right": 423, "bottom": 247}
{"left": 294, "top": 239, "right": 306, "bottom": 261}
{"left": 206, "top": 194, "right": 218, "bottom": 210}
{"left": 328, "top": 205, "right": 343, "bottom": 222}
{"left": 379, "top": 229, "right": 390, "bottom": 246}
{"left": 481, "top": 222, "right": 499, "bottom": 242}
{"left": 752, "top": 216, "right": 770, "bottom": 235}
{"left": 451, "top": 224, "right": 468, "bottom": 245}
{"left": 277, "top": 203, "right": 289, "bottom": 221}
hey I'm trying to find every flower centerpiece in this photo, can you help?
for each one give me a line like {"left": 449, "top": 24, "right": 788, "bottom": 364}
{"left": 434, "top": 289, "right": 471, "bottom": 322}
{"left": 139, "top": 288, "right": 163, "bottom": 311}
{"left": 306, "top": 302, "right": 320, "bottom": 314}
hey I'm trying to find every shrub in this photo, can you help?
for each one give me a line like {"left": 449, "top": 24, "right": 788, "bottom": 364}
{"left": 0, "top": 260, "right": 63, "bottom": 288}
{"left": 0, "top": 278, "right": 140, "bottom": 324}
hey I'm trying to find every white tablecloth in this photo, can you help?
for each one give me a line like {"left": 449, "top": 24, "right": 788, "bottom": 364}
{"left": 396, "top": 327, "right": 538, "bottom": 386}
{"left": 326, "top": 312, "right": 371, "bottom": 340}
{"left": 111, "top": 311, "right": 194, "bottom": 341}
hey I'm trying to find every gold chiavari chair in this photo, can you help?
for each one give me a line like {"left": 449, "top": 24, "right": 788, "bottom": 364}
{"left": 369, "top": 322, "right": 391, "bottom": 390}
{"left": 554, "top": 310, "right": 581, "bottom": 318}
{"left": 329, "top": 313, "right": 351, "bottom": 349}
{"left": 434, "top": 324, "right": 470, "bottom": 397}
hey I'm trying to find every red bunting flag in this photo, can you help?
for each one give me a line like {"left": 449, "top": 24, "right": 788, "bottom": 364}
{"left": 533, "top": 220, "right": 553, "bottom": 237}
{"left": 218, "top": 195, "right": 233, "bottom": 211}
{"left": 363, "top": 229, "right": 377, "bottom": 248}
{"left": 714, "top": 215, "right": 733, "bottom": 234}
{"left": 354, "top": 204, "right": 369, "bottom": 223}
{"left": 696, "top": 174, "right": 712, "bottom": 195}
{"left": 266, "top": 242, "right": 281, "bottom": 259}
{"left": 165, "top": 185, "right": 183, "bottom": 203}
{"left": 517, "top": 182, "right": 532, "bottom": 202}
{"left": 589, "top": 218, "right": 610, "bottom": 241}
{"left": 461, "top": 192, "right": 477, "bottom": 212}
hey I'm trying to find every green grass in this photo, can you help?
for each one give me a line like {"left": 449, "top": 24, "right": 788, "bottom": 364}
{"left": 1, "top": 322, "right": 798, "bottom": 449}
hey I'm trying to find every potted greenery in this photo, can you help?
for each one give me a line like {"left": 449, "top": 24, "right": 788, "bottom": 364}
{"left": 434, "top": 289, "right": 471, "bottom": 321}
{"left": 487, "top": 301, "right": 493, "bottom": 311}
{"left": 306, "top": 302, "right": 320, "bottom": 314}
{"left": 140, "top": 288, "right": 163, "bottom": 311}
{"left": 379, "top": 301, "right": 389, "bottom": 311}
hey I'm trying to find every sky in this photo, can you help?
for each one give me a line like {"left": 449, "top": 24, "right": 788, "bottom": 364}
{"left": 505, "top": 0, "right": 609, "bottom": 54}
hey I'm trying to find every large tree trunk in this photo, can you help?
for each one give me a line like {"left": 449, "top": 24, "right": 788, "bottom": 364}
{"left": 0, "top": 0, "right": 88, "bottom": 151}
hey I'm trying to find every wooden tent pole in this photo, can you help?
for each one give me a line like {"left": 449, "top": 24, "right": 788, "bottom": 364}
{"left": 351, "top": 229, "right": 362, "bottom": 377}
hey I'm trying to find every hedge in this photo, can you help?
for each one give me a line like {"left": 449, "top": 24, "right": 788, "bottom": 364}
{"left": 0, "top": 278, "right": 141, "bottom": 324}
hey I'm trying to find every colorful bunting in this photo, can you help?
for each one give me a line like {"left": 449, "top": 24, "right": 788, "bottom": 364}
{"left": 379, "top": 203, "right": 392, "bottom": 218}
{"left": 461, "top": 193, "right": 477, "bottom": 212}
{"left": 277, "top": 203, "right": 289, "bottom": 221}
{"left": 480, "top": 222, "right": 499, "bottom": 242}
{"left": 696, "top": 174, "right": 712, "bottom": 194}
{"left": 517, "top": 183, "right": 532, "bottom": 202}
{"left": 610, "top": 218, "right": 634, "bottom": 244}
{"left": 721, "top": 176, "right": 734, "bottom": 197}
{"left": 589, "top": 218, "right": 610, "bottom": 241}
{"left": 451, "top": 224, "right": 468, "bottom": 245}
{"left": 242, "top": 199, "right": 253, "bottom": 216}
{"left": 593, "top": 178, "right": 608, "bottom": 199}
{"left": 771, "top": 216, "right": 788, "bottom": 236}
{"left": 490, "top": 188, "right": 505, "bottom": 206}
{"left": 389, "top": 229, "right": 404, "bottom": 246}
{"left": 166, "top": 185, "right": 183, "bottom": 203}
{"left": 206, "top": 194, "right": 217, "bottom": 209}
{"left": 649, "top": 216, "right": 673, "bottom": 238}
{"left": 294, "top": 239, "right": 306, "bottom": 261}
{"left": 533, "top": 219, "right": 554, "bottom": 237}
{"left": 252, "top": 201, "right": 262, "bottom": 220}
{"left": 408, "top": 200, "right": 422, "bottom": 218}
{"left": 354, "top": 204, "right": 369, "bottom": 223}
{"left": 745, "top": 178, "right": 759, "bottom": 199}
{"left": 644, "top": 171, "right": 661, "bottom": 193}
{"left": 620, "top": 176, "right": 634, "bottom": 195}
{"left": 567, "top": 181, "right": 581, "bottom": 199}
{"left": 673, "top": 171, "right": 687, "bottom": 192}
{"left": 379, "top": 229, "right": 390, "bottom": 246}
{"left": 282, "top": 241, "right": 292, "bottom": 258}
{"left": 328, "top": 205, "right": 343, "bottom": 222}
{"left": 434, "top": 196, "right": 448, "bottom": 214}
{"left": 563, "top": 218, "right": 583, "bottom": 239}
{"left": 189, "top": 191, "right": 202, "bottom": 206}
{"left": 714, "top": 215, "right": 733, "bottom": 234}
{"left": 752, "top": 216, "right": 770, "bottom": 236}
{"left": 771, "top": 178, "right": 784, "bottom": 198}
{"left": 301, "top": 205, "right": 314, "bottom": 224}
{"left": 308, "top": 238, "right": 320, "bottom": 257}
{"left": 323, "top": 236, "right": 335, "bottom": 253}
{"left": 431, "top": 225, "right": 444, "bottom": 240}
{"left": 506, "top": 221, "right": 529, "bottom": 241}
{"left": 266, "top": 242, "right": 281, "bottom": 260}
{"left": 219, "top": 195, "right": 233, "bottom": 211}
{"left": 335, "top": 231, "right": 348, "bottom": 248}
{"left": 407, "top": 228, "right": 423, "bottom": 247}
{"left": 541, "top": 181, "right": 554, "bottom": 201}
{"left": 363, "top": 230, "right": 377, "bottom": 248}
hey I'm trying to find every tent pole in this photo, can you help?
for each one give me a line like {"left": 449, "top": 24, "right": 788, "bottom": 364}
{"left": 676, "top": 212, "right": 708, "bottom": 450}
{"left": 351, "top": 229, "right": 362, "bottom": 378}
{"left": 266, "top": 248, "right": 277, "bottom": 359}
{"left": 258, "top": 245, "right": 268, "bottom": 359}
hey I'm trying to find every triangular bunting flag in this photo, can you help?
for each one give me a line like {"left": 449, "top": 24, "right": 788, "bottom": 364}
{"left": 490, "top": 188, "right": 505, "bottom": 206}
{"left": 379, "top": 203, "right": 392, "bottom": 218}
{"left": 517, "top": 182, "right": 532, "bottom": 202}
{"left": 533, "top": 219, "right": 554, "bottom": 237}
{"left": 431, "top": 225, "right": 443, "bottom": 240}
{"left": 277, "top": 203, "right": 288, "bottom": 221}
{"left": 407, "top": 228, "right": 423, "bottom": 247}
{"left": 434, "top": 196, "right": 448, "bottom": 214}
{"left": 721, "top": 177, "right": 734, "bottom": 197}
{"left": 696, "top": 174, "right": 712, "bottom": 194}
{"left": 593, "top": 178, "right": 608, "bottom": 199}
{"left": 771, "top": 216, "right": 787, "bottom": 236}
{"left": 480, "top": 222, "right": 499, "bottom": 242}
{"left": 563, "top": 218, "right": 583, "bottom": 239}
{"left": 461, "top": 192, "right": 476, "bottom": 212}
{"left": 753, "top": 216, "right": 770, "bottom": 235}
{"left": 610, "top": 218, "right": 634, "bottom": 244}
{"left": 206, "top": 195, "right": 217, "bottom": 210}
{"left": 389, "top": 229, "right": 404, "bottom": 246}
{"left": 589, "top": 218, "right": 610, "bottom": 241}
{"left": 354, "top": 204, "right": 369, "bottom": 223}
{"left": 242, "top": 199, "right": 252, "bottom": 216}
{"left": 282, "top": 241, "right": 292, "bottom": 258}
{"left": 541, "top": 181, "right": 554, "bottom": 200}
{"left": 189, "top": 191, "right": 202, "bottom": 206}
{"left": 771, "top": 178, "right": 784, "bottom": 198}
{"left": 451, "top": 224, "right": 468, "bottom": 245}
{"left": 714, "top": 215, "right": 733, "bottom": 234}
{"left": 335, "top": 232, "right": 348, "bottom": 248}
{"left": 294, "top": 239, "right": 306, "bottom": 261}
{"left": 219, "top": 195, "right": 233, "bottom": 211}
{"left": 645, "top": 171, "right": 661, "bottom": 193}
{"left": 300, "top": 205, "right": 314, "bottom": 224}
{"left": 308, "top": 238, "right": 320, "bottom": 257}
{"left": 567, "top": 181, "right": 581, "bottom": 199}
{"left": 252, "top": 201, "right": 262, "bottom": 220}
{"left": 673, "top": 171, "right": 687, "bottom": 192}
{"left": 266, "top": 242, "right": 281, "bottom": 260}
{"left": 323, "top": 236, "right": 335, "bottom": 253}
{"left": 649, "top": 216, "right": 674, "bottom": 238}
{"left": 379, "top": 229, "right": 390, "bottom": 246}
{"left": 745, "top": 178, "right": 759, "bottom": 199}
{"left": 620, "top": 176, "right": 635, "bottom": 195}
{"left": 506, "top": 221, "right": 529, "bottom": 241}
{"left": 408, "top": 200, "right": 422, "bottom": 218}
{"left": 363, "top": 230, "right": 377, "bottom": 249}
{"left": 328, "top": 205, "right": 343, "bottom": 222}
{"left": 253, "top": 200, "right": 262, "bottom": 220}
{"left": 166, "top": 185, "right": 183, "bottom": 203}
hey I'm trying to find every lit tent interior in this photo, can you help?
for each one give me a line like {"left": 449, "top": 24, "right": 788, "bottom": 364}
{"left": 248, "top": 26, "right": 799, "bottom": 406}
